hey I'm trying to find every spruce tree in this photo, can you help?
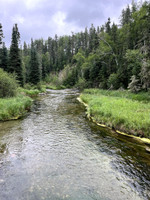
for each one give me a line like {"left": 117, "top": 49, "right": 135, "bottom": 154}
{"left": 9, "top": 24, "right": 24, "bottom": 86}
{"left": 0, "top": 23, "right": 4, "bottom": 47}
{"left": 84, "top": 27, "right": 89, "bottom": 56}
{"left": 131, "top": 0, "right": 137, "bottom": 13}
{"left": 0, "top": 23, "right": 4, "bottom": 69}
{"left": 42, "top": 52, "right": 50, "bottom": 79}
{"left": 29, "top": 39, "right": 41, "bottom": 84}
{"left": 66, "top": 36, "right": 72, "bottom": 63}
{"left": 89, "top": 24, "right": 95, "bottom": 52}
{"left": 0, "top": 43, "right": 8, "bottom": 71}
{"left": 105, "top": 18, "right": 111, "bottom": 34}
{"left": 23, "top": 42, "right": 29, "bottom": 56}
{"left": 121, "top": 5, "right": 131, "bottom": 26}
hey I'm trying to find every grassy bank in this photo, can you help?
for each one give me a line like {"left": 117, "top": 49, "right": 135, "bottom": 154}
{"left": 45, "top": 84, "right": 66, "bottom": 90}
{"left": 0, "top": 81, "right": 65, "bottom": 121}
{"left": 0, "top": 81, "right": 65, "bottom": 122}
{"left": 0, "top": 95, "right": 32, "bottom": 121}
{"left": 0, "top": 85, "right": 46, "bottom": 121}
{"left": 80, "top": 89, "right": 150, "bottom": 138}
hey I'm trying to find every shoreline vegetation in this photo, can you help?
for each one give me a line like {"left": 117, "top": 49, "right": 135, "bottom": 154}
{"left": 0, "top": 86, "right": 42, "bottom": 122}
{"left": 0, "top": 95, "right": 33, "bottom": 121}
{"left": 0, "top": 83, "right": 63, "bottom": 122}
{"left": 0, "top": 1, "right": 150, "bottom": 152}
{"left": 0, "top": 69, "right": 66, "bottom": 122}
{"left": 79, "top": 89, "right": 150, "bottom": 143}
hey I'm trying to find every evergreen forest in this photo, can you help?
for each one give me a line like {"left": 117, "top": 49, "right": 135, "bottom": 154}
{"left": 0, "top": 1, "right": 150, "bottom": 92}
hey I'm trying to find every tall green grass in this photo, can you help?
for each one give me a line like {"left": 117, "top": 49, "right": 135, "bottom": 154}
{"left": 45, "top": 84, "right": 66, "bottom": 90}
{"left": 83, "top": 89, "right": 150, "bottom": 102}
{"left": 80, "top": 89, "right": 150, "bottom": 138}
{"left": 0, "top": 83, "right": 47, "bottom": 122}
{"left": 0, "top": 95, "right": 32, "bottom": 121}
{"left": 18, "top": 84, "right": 46, "bottom": 97}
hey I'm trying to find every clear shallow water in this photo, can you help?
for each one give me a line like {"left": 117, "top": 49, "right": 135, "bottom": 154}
{"left": 0, "top": 89, "right": 150, "bottom": 200}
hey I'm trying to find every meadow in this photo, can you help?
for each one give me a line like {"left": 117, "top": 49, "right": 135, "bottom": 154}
{"left": 80, "top": 89, "right": 150, "bottom": 138}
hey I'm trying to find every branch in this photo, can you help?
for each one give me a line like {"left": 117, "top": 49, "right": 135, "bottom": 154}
{"left": 99, "top": 36, "right": 119, "bottom": 66}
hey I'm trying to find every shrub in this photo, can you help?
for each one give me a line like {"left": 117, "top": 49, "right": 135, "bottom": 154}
{"left": 75, "top": 78, "right": 88, "bottom": 90}
{"left": 107, "top": 73, "right": 120, "bottom": 89}
{"left": 0, "top": 68, "right": 18, "bottom": 98}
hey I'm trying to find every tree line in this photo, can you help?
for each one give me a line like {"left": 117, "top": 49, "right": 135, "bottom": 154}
{"left": 0, "top": 0, "right": 150, "bottom": 92}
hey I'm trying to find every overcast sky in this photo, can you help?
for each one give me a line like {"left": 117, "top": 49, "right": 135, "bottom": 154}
{"left": 0, "top": 0, "right": 137, "bottom": 46}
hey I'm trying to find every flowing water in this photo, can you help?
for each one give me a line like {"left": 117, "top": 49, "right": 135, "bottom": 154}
{"left": 0, "top": 89, "right": 150, "bottom": 200}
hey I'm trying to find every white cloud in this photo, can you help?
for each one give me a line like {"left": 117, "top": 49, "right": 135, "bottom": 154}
{"left": 0, "top": 0, "right": 139, "bottom": 46}
{"left": 24, "top": 0, "right": 50, "bottom": 10}
{"left": 50, "top": 11, "right": 82, "bottom": 36}
{"left": 52, "top": 11, "right": 66, "bottom": 27}
{"left": 11, "top": 15, "right": 25, "bottom": 24}
{"left": 24, "top": 0, "right": 39, "bottom": 9}
{"left": 1, "top": 0, "right": 17, "bottom": 2}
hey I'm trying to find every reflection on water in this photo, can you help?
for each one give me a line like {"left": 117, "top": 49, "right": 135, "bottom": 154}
{"left": 0, "top": 89, "right": 150, "bottom": 200}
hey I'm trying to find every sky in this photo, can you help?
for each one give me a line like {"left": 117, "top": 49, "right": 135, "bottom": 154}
{"left": 0, "top": 0, "right": 138, "bottom": 46}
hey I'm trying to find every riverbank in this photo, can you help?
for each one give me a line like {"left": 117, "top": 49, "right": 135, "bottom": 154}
{"left": 0, "top": 86, "right": 46, "bottom": 121}
{"left": 0, "top": 95, "right": 32, "bottom": 121}
{"left": 79, "top": 89, "right": 150, "bottom": 140}
{"left": 1, "top": 89, "right": 150, "bottom": 200}
{"left": 0, "top": 82, "right": 66, "bottom": 122}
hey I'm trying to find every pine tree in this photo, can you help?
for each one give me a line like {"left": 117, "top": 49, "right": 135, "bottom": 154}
{"left": 121, "top": 5, "right": 131, "bottom": 26}
{"left": 23, "top": 42, "right": 29, "bottom": 56}
{"left": 9, "top": 24, "right": 24, "bottom": 86}
{"left": 105, "top": 18, "right": 111, "bottom": 34}
{"left": 84, "top": 27, "right": 89, "bottom": 56}
{"left": 29, "top": 39, "right": 41, "bottom": 84}
{"left": 71, "top": 32, "right": 75, "bottom": 55}
{"left": 140, "top": 59, "right": 150, "bottom": 91}
{"left": 111, "top": 23, "right": 118, "bottom": 43}
{"left": 0, "top": 43, "right": 8, "bottom": 71}
{"left": 66, "top": 36, "right": 72, "bottom": 63}
{"left": 89, "top": 24, "right": 97, "bottom": 53}
{"left": 144, "top": 2, "right": 150, "bottom": 57}
{"left": 0, "top": 23, "right": 4, "bottom": 69}
{"left": 131, "top": 0, "right": 137, "bottom": 13}
{"left": 0, "top": 23, "right": 4, "bottom": 47}
{"left": 42, "top": 52, "right": 50, "bottom": 79}
{"left": 54, "top": 34, "right": 58, "bottom": 70}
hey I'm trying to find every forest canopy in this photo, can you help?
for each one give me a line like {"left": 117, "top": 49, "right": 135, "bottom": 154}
{"left": 0, "top": 1, "right": 150, "bottom": 92}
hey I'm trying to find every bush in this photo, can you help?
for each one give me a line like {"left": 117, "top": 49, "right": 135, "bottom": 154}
{"left": 0, "top": 68, "right": 18, "bottom": 98}
{"left": 107, "top": 73, "right": 120, "bottom": 89}
{"left": 75, "top": 78, "right": 88, "bottom": 90}
{"left": 24, "top": 83, "right": 33, "bottom": 90}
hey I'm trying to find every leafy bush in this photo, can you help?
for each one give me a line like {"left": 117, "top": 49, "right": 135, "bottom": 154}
{"left": 107, "top": 73, "right": 120, "bottom": 89}
{"left": 24, "top": 83, "right": 33, "bottom": 90}
{"left": 75, "top": 78, "right": 88, "bottom": 90}
{"left": 0, "top": 68, "right": 18, "bottom": 98}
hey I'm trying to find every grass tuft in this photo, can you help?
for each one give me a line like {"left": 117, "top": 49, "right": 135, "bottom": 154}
{"left": 80, "top": 89, "right": 150, "bottom": 138}
{"left": 0, "top": 95, "right": 32, "bottom": 121}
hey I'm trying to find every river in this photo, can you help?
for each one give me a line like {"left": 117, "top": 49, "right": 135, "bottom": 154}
{"left": 0, "top": 89, "right": 150, "bottom": 200}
